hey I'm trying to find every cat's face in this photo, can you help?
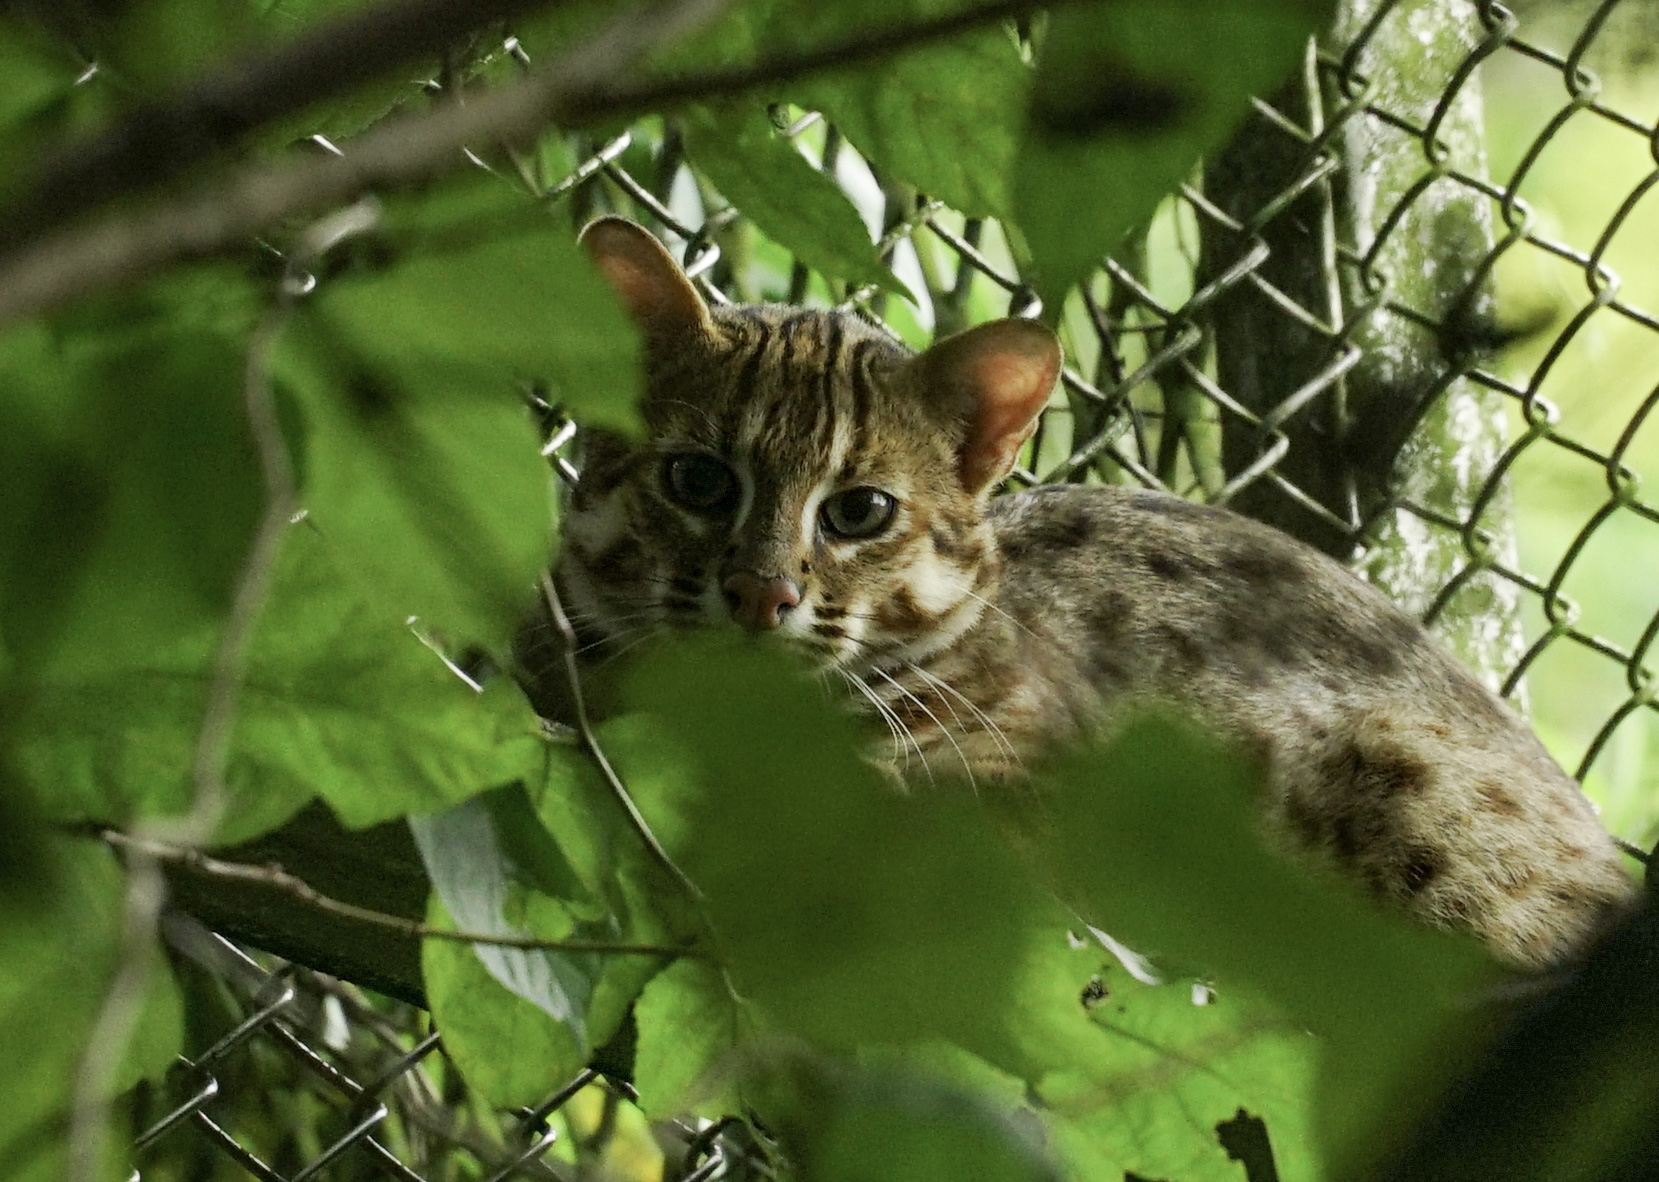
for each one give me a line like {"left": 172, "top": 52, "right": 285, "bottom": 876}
{"left": 556, "top": 219, "right": 1061, "bottom": 674}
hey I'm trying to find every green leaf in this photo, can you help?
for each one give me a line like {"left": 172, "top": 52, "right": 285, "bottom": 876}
{"left": 327, "top": 177, "right": 644, "bottom": 432}
{"left": 421, "top": 896, "right": 588, "bottom": 1109}
{"left": 617, "top": 635, "right": 1057, "bottom": 1049}
{"left": 0, "top": 290, "right": 264, "bottom": 680}
{"left": 755, "top": 1055, "right": 1063, "bottom": 1182}
{"left": 0, "top": 838, "right": 181, "bottom": 1182}
{"left": 1015, "top": 0, "right": 1333, "bottom": 310}
{"left": 531, "top": 722, "right": 707, "bottom": 947}
{"left": 413, "top": 784, "right": 668, "bottom": 1103}
{"left": 0, "top": 18, "right": 83, "bottom": 136}
{"left": 1009, "top": 936, "right": 1320, "bottom": 1182}
{"left": 791, "top": 25, "right": 1028, "bottom": 219}
{"left": 1036, "top": 711, "right": 1498, "bottom": 1177}
{"left": 6, "top": 523, "right": 543, "bottom": 842}
{"left": 632, "top": 957, "right": 745, "bottom": 1120}
{"left": 281, "top": 179, "right": 641, "bottom": 648}
{"left": 682, "top": 102, "right": 908, "bottom": 299}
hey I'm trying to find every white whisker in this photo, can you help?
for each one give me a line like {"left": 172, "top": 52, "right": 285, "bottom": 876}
{"left": 906, "top": 661, "right": 1020, "bottom": 765}
{"left": 871, "top": 666, "right": 973, "bottom": 793}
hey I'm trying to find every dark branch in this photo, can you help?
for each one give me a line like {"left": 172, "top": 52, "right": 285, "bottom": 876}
{"left": 0, "top": 0, "right": 1067, "bottom": 328}
{"left": 4, "top": 0, "right": 574, "bottom": 250}
{"left": 101, "top": 828, "right": 701, "bottom": 959}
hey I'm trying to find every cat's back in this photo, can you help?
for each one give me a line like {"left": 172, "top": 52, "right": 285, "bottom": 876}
{"left": 988, "top": 483, "right": 1634, "bottom": 967}
{"left": 990, "top": 483, "right": 1464, "bottom": 709}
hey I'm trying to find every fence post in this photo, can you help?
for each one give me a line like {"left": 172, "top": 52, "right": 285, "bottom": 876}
{"left": 1200, "top": 0, "right": 1528, "bottom": 694}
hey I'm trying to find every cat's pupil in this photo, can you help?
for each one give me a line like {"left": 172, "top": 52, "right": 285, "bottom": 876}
{"left": 821, "top": 487, "right": 897, "bottom": 539}
{"left": 664, "top": 453, "right": 737, "bottom": 512}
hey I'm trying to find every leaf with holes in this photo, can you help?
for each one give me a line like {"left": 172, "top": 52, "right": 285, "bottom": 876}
{"left": 682, "top": 102, "right": 908, "bottom": 300}
{"left": 1015, "top": 0, "right": 1333, "bottom": 310}
{"left": 1035, "top": 712, "right": 1498, "bottom": 1178}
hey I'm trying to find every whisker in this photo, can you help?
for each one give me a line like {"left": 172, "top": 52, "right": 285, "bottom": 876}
{"left": 871, "top": 666, "right": 973, "bottom": 793}
{"left": 841, "top": 669, "right": 930, "bottom": 781}
{"left": 594, "top": 628, "right": 665, "bottom": 669}
{"left": 962, "top": 589, "right": 1041, "bottom": 643}
{"left": 906, "top": 662, "right": 1020, "bottom": 764}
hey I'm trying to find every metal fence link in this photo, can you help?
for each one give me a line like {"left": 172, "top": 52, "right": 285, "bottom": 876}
{"left": 132, "top": 1, "right": 1659, "bottom": 1177}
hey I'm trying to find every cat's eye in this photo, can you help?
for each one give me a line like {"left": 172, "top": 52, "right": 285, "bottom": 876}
{"left": 663, "top": 453, "right": 738, "bottom": 512}
{"left": 821, "top": 487, "right": 897, "bottom": 539}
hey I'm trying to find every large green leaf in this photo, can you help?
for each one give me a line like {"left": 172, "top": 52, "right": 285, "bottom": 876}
{"left": 0, "top": 282, "right": 264, "bottom": 680}
{"left": 754, "top": 1055, "right": 1063, "bottom": 1182}
{"left": 616, "top": 636, "right": 1057, "bottom": 1049}
{"left": 1036, "top": 712, "right": 1499, "bottom": 1177}
{"left": 421, "top": 896, "right": 590, "bottom": 1109}
{"left": 414, "top": 777, "right": 675, "bottom": 1106}
{"left": 632, "top": 957, "right": 745, "bottom": 1120}
{"left": 0, "top": 838, "right": 181, "bottom": 1182}
{"left": 7, "top": 523, "right": 543, "bottom": 842}
{"left": 682, "top": 102, "right": 908, "bottom": 299}
{"left": 999, "top": 931, "right": 1320, "bottom": 1182}
{"left": 791, "top": 24, "right": 1028, "bottom": 219}
{"left": 281, "top": 178, "right": 641, "bottom": 648}
{"left": 1015, "top": 0, "right": 1333, "bottom": 310}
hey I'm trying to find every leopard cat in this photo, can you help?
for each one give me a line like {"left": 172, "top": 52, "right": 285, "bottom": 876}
{"left": 522, "top": 215, "right": 1635, "bottom": 971}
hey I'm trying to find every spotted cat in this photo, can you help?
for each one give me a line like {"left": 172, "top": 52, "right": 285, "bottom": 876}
{"left": 525, "top": 216, "right": 1635, "bottom": 970}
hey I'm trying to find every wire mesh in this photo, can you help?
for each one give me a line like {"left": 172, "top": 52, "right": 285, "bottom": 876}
{"left": 131, "top": 0, "right": 1659, "bottom": 1178}
{"left": 132, "top": 914, "right": 770, "bottom": 1181}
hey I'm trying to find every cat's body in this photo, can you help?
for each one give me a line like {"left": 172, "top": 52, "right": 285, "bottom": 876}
{"left": 533, "top": 217, "right": 1635, "bottom": 971}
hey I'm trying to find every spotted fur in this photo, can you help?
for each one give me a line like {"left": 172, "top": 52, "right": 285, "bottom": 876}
{"left": 529, "top": 218, "right": 1636, "bottom": 971}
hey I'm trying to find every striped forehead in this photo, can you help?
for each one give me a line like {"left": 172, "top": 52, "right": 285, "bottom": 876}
{"left": 651, "top": 306, "right": 911, "bottom": 480}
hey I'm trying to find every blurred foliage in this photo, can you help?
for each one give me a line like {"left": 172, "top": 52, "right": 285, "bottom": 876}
{"left": 1, "top": 1, "right": 1655, "bottom": 1181}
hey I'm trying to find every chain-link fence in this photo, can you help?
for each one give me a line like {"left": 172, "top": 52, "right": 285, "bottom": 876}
{"left": 132, "top": 0, "right": 1659, "bottom": 1177}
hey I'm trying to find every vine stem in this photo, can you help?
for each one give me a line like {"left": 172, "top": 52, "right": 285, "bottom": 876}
{"left": 540, "top": 573, "right": 705, "bottom": 902}
{"left": 99, "top": 830, "right": 701, "bottom": 958}
{"left": 64, "top": 205, "right": 360, "bottom": 1182}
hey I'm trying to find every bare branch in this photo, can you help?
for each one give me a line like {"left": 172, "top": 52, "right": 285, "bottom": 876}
{"left": 0, "top": 0, "right": 726, "bottom": 328}
{"left": 101, "top": 829, "right": 702, "bottom": 959}
{"left": 0, "top": 0, "right": 1062, "bottom": 328}
{"left": 5, "top": 0, "right": 577, "bottom": 249}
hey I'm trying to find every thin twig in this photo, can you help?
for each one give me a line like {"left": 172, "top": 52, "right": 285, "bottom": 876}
{"left": 0, "top": 0, "right": 726, "bottom": 327}
{"left": 63, "top": 220, "right": 312, "bottom": 1182}
{"left": 0, "top": 0, "right": 1075, "bottom": 328}
{"left": 4, "top": 0, "right": 580, "bottom": 247}
{"left": 1614, "top": 835, "right": 1652, "bottom": 865}
{"left": 101, "top": 829, "right": 700, "bottom": 958}
{"left": 540, "top": 574, "right": 705, "bottom": 902}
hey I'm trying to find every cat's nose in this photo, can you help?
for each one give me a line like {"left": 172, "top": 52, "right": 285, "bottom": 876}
{"left": 722, "top": 573, "right": 801, "bottom": 630}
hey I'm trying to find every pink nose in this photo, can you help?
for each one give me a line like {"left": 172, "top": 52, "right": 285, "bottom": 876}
{"left": 722, "top": 573, "right": 801, "bottom": 630}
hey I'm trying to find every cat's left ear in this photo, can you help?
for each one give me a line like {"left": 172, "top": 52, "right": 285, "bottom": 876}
{"left": 915, "top": 319, "right": 1062, "bottom": 495}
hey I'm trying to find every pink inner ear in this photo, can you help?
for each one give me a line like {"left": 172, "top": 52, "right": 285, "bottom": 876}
{"left": 580, "top": 217, "right": 709, "bottom": 335}
{"left": 948, "top": 324, "right": 1063, "bottom": 493}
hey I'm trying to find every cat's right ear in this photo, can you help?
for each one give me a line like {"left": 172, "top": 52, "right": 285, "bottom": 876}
{"left": 579, "top": 217, "right": 712, "bottom": 338}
